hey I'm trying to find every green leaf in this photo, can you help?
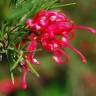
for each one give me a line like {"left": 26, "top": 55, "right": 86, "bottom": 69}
{"left": 11, "top": 51, "right": 23, "bottom": 71}
{"left": 41, "top": 0, "right": 58, "bottom": 10}
{"left": 11, "top": 72, "right": 15, "bottom": 85}
{"left": 7, "top": 0, "right": 34, "bottom": 20}
{"left": 51, "top": 2, "right": 76, "bottom": 9}
{"left": 26, "top": 60, "right": 40, "bottom": 77}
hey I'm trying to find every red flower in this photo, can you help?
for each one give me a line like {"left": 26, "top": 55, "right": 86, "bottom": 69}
{"left": 25, "top": 9, "right": 96, "bottom": 64}
{"left": 17, "top": 9, "right": 96, "bottom": 89}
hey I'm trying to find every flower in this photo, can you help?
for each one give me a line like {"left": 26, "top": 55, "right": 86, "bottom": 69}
{"left": 16, "top": 9, "right": 96, "bottom": 89}
{"left": 25, "top": 9, "right": 96, "bottom": 64}
{"left": 20, "top": 61, "right": 28, "bottom": 89}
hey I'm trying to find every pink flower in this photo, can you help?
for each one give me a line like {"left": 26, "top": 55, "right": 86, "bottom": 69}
{"left": 17, "top": 9, "right": 96, "bottom": 89}
{"left": 25, "top": 9, "right": 96, "bottom": 64}
{"left": 26, "top": 33, "right": 40, "bottom": 64}
{"left": 20, "top": 61, "right": 28, "bottom": 89}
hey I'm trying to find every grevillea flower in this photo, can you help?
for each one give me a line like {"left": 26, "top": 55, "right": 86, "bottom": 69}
{"left": 25, "top": 9, "right": 96, "bottom": 64}
{"left": 17, "top": 9, "right": 96, "bottom": 89}
{"left": 20, "top": 61, "right": 28, "bottom": 89}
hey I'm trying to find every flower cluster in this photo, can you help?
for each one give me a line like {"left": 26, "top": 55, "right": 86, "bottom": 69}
{"left": 17, "top": 9, "right": 96, "bottom": 89}
{"left": 25, "top": 9, "right": 96, "bottom": 64}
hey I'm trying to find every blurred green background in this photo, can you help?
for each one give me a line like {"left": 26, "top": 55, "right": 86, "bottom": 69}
{"left": 0, "top": 0, "right": 96, "bottom": 96}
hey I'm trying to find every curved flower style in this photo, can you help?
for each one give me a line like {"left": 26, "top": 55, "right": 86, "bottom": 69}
{"left": 17, "top": 9, "right": 96, "bottom": 89}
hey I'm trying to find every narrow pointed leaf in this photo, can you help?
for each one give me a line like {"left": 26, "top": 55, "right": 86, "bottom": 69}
{"left": 26, "top": 60, "right": 40, "bottom": 77}
{"left": 11, "top": 72, "right": 14, "bottom": 85}
{"left": 11, "top": 51, "right": 23, "bottom": 71}
{"left": 51, "top": 3, "right": 76, "bottom": 9}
